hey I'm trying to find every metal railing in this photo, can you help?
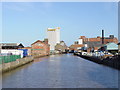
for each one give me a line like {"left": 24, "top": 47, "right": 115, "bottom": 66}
{"left": 0, "top": 55, "right": 21, "bottom": 64}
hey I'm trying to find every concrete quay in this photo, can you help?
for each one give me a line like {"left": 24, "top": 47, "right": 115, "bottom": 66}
{"left": 0, "top": 56, "right": 34, "bottom": 73}
{"left": 1, "top": 54, "right": 52, "bottom": 73}
{"left": 74, "top": 53, "right": 120, "bottom": 70}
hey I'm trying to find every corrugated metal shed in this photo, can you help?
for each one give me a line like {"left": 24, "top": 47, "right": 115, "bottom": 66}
{"left": 104, "top": 43, "right": 118, "bottom": 50}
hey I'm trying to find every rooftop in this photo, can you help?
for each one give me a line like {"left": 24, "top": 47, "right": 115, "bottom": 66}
{"left": 104, "top": 42, "right": 118, "bottom": 50}
{"left": 84, "top": 41, "right": 102, "bottom": 48}
{"left": 47, "top": 27, "right": 60, "bottom": 31}
{"left": 0, "top": 43, "right": 22, "bottom": 46}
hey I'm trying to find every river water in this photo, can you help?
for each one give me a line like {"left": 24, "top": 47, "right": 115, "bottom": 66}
{"left": 2, "top": 54, "right": 120, "bottom": 88}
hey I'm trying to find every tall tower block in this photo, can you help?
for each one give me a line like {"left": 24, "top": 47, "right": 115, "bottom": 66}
{"left": 47, "top": 27, "right": 60, "bottom": 51}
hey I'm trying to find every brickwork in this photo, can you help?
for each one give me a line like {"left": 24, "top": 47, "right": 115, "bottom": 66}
{"left": 69, "top": 44, "right": 84, "bottom": 51}
{"left": 31, "top": 40, "right": 50, "bottom": 57}
{"left": 104, "top": 38, "right": 118, "bottom": 44}
{"left": 71, "top": 35, "right": 118, "bottom": 52}
{"left": 80, "top": 35, "right": 118, "bottom": 44}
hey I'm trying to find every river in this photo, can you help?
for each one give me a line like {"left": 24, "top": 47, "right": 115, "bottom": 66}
{"left": 2, "top": 54, "right": 119, "bottom": 88}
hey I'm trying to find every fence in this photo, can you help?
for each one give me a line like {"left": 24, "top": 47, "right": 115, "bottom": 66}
{"left": 0, "top": 55, "right": 21, "bottom": 64}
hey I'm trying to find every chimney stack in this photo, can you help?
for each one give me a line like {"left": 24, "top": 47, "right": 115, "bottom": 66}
{"left": 44, "top": 38, "right": 48, "bottom": 44}
{"left": 102, "top": 30, "right": 104, "bottom": 44}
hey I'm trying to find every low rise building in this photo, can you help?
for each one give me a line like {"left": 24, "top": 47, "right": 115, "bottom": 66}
{"left": 1, "top": 49, "right": 23, "bottom": 58}
{"left": 55, "top": 41, "right": 68, "bottom": 53}
{"left": 80, "top": 35, "right": 118, "bottom": 45}
{"left": 0, "top": 43, "right": 24, "bottom": 57}
{"left": 19, "top": 47, "right": 32, "bottom": 56}
{"left": 78, "top": 35, "right": 118, "bottom": 52}
{"left": 85, "top": 41, "right": 102, "bottom": 52}
{"left": 118, "top": 42, "right": 120, "bottom": 55}
{"left": 69, "top": 44, "right": 84, "bottom": 51}
{"left": 100, "top": 42, "right": 118, "bottom": 55}
{"left": 31, "top": 39, "right": 50, "bottom": 57}
{"left": 0, "top": 43, "right": 24, "bottom": 49}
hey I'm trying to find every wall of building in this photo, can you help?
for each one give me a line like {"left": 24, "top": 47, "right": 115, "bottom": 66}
{"left": 104, "top": 38, "right": 118, "bottom": 44}
{"left": 118, "top": 44, "right": 120, "bottom": 55}
{"left": 78, "top": 39, "right": 83, "bottom": 44}
{"left": 1, "top": 43, "right": 24, "bottom": 49}
{"left": 1, "top": 49, "right": 23, "bottom": 58}
{"left": 69, "top": 44, "right": 84, "bottom": 51}
{"left": 80, "top": 36, "right": 118, "bottom": 44}
{"left": 55, "top": 44, "right": 67, "bottom": 52}
{"left": 78, "top": 35, "right": 118, "bottom": 52}
{"left": 19, "top": 47, "right": 32, "bottom": 56}
{"left": 47, "top": 27, "right": 60, "bottom": 50}
{"left": 31, "top": 41, "right": 50, "bottom": 58}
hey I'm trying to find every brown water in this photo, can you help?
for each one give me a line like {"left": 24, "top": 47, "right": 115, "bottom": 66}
{"left": 2, "top": 54, "right": 119, "bottom": 88}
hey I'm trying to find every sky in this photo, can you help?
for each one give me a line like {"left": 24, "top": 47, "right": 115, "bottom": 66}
{"left": 2, "top": 2, "right": 118, "bottom": 46}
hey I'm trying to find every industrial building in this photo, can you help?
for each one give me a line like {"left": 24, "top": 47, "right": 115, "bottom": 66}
{"left": 0, "top": 43, "right": 24, "bottom": 49}
{"left": 102, "top": 42, "right": 118, "bottom": 54}
{"left": 31, "top": 39, "right": 50, "bottom": 57}
{"left": 55, "top": 41, "right": 68, "bottom": 53}
{"left": 0, "top": 43, "right": 25, "bottom": 58}
{"left": 18, "top": 47, "right": 32, "bottom": 57}
{"left": 118, "top": 42, "right": 120, "bottom": 55}
{"left": 70, "top": 34, "right": 118, "bottom": 53}
{"left": 47, "top": 27, "right": 60, "bottom": 51}
{"left": 79, "top": 35, "right": 118, "bottom": 45}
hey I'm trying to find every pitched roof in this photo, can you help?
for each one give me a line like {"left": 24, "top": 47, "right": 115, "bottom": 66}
{"left": 104, "top": 42, "right": 118, "bottom": 50}
{"left": 88, "top": 38, "right": 101, "bottom": 42}
{"left": 31, "top": 40, "right": 50, "bottom": 47}
{"left": 0, "top": 43, "right": 22, "bottom": 46}
{"left": 31, "top": 40, "right": 43, "bottom": 45}
{"left": 70, "top": 44, "right": 84, "bottom": 48}
{"left": 84, "top": 41, "right": 102, "bottom": 48}
{"left": 19, "top": 47, "right": 31, "bottom": 49}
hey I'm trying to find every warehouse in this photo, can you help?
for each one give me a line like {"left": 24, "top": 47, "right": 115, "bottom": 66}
{"left": 0, "top": 43, "right": 24, "bottom": 49}
{"left": 31, "top": 40, "right": 50, "bottom": 57}
{"left": 103, "top": 42, "right": 118, "bottom": 55}
{"left": 118, "top": 42, "right": 120, "bottom": 55}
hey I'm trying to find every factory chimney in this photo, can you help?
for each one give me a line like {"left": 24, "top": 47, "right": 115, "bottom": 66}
{"left": 102, "top": 30, "right": 104, "bottom": 44}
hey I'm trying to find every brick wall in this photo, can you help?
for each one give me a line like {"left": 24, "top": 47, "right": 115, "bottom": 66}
{"left": 31, "top": 40, "right": 50, "bottom": 57}
{"left": 69, "top": 44, "right": 84, "bottom": 51}
{"left": 80, "top": 36, "right": 118, "bottom": 44}
{"left": 104, "top": 38, "right": 118, "bottom": 44}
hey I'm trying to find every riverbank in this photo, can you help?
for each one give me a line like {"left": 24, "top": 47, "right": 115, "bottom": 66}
{"left": 1, "top": 56, "right": 34, "bottom": 73}
{"left": 1, "top": 54, "right": 57, "bottom": 73}
{"left": 33, "top": 54, "right": 50, "bottom": 58}
{"left": 74, "top": 53, "right": 120, "bottom": 70}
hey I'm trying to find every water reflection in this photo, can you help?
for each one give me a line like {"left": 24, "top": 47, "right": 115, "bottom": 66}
{"left": 2, "top": 54, "right": 119, "bottom": 88}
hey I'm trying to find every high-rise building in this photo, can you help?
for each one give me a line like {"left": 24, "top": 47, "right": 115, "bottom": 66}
{"left": 47, "top": 27, "right": 60, "bottom": 51}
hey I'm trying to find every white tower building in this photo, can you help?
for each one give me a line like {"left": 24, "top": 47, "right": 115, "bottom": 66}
{"left": 47, "top": 27, "right": 60, "bottom": 51}
{"left": 78, "top": 38, "right": 83, "bottom": 44}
